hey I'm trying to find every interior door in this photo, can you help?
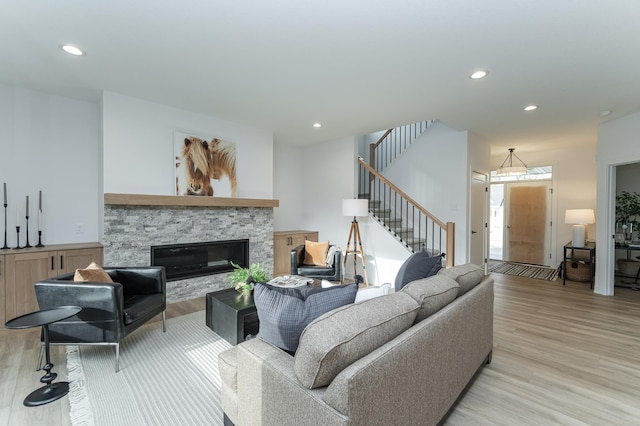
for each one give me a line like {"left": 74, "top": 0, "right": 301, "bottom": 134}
{"left": 504, "top": 181, "right": 552, "bottom": 266}
{"left": 470, "top": 172, "right": 488, "bottom": 267}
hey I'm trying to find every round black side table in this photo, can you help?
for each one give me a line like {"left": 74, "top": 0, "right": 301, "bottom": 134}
{"left": 5, "top": 305, "right": 82, "bottom": 407}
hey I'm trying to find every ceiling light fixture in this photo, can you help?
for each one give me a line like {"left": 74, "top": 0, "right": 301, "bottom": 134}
{"left": 60, "top": 44, "right": 86, "bottom": 56}
{"left": 496, "top": 148, "right": 527, "bottom": 176}
{"left": 470, "top": 70, "right": 488, "bottom": 79}
{"left": 523, "top": 105, "right": 538, "bottom": 111}
{"left": 313, "top": 123, "right": 322, "bottom": 128}
{"left": 600, "top": 110, "right": 612, "bottom": 117}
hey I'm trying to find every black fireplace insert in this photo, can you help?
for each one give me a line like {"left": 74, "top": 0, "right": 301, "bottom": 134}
{"left": 150, "top": 239, "right": 249, "bottom": 281}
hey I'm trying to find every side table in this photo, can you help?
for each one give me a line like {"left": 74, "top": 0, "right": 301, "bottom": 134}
{"left": 563, "top": 241, "right": 596, "bottom": 289}
{"left": 5, "top": 305, "right": 82, "bottom": 406}
{"left": 206, "top": 288, "right": 259, "bottom": 345}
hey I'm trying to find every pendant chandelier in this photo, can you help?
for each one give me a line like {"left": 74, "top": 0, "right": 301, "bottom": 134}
{"left": 496, "top": 148, "right": 527, "bottom": 176}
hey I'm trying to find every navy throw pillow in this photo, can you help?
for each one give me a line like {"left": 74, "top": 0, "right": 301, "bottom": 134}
{"left": 253, "top": 283, "right": 358, "bottom": 353}
{"left": 394, "top": 249, "right": 444, "bottom": 291}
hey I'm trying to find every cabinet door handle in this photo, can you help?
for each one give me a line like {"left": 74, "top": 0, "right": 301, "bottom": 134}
{"left": 60, "top": 255, "right": 64, "bottom": 270}
{"left": 51, "top": 255, "right": 55, "bottom": 271}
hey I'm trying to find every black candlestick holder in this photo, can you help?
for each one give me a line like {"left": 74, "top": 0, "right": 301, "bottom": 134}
{"left": 36, "top": 230, "right": 44, "bottom": 247}
{"left": 2, "top": 203, "right": 7, "bottom": 249}
{"left": 24, "top": 214, "right": 32, "bottom": 248}
{"left": 14, "top": 225, "right": 23, "bottom": 249}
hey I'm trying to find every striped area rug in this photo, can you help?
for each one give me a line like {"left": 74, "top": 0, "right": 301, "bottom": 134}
{"left": 489, "top": 261, "right": 559, "bottom": 281}
{"left": 67, "top": 311, "right": 231, "bottom": 426}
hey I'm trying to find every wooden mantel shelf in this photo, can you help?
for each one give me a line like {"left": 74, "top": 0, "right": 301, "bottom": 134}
{"left": 104, "top": 193, "right": 279, "bottom": 208}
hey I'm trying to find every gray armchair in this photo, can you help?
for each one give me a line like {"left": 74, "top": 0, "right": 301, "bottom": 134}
{"left": 290, "top": 244, "right": 342, "bottom": 282}
{"left": 34, "top": 266, "right": 167, "bottom": 372}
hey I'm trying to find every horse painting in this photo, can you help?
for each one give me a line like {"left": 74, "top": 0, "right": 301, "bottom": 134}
{"left": 175, "top": 133, "right": 238, "bottom": 197}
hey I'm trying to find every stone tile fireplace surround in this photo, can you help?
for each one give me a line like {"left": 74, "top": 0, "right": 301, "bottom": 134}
{"left": 103, "top": 194, "right": 277, "bottom": 303}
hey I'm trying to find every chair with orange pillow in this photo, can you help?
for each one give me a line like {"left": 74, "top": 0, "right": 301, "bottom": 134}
{"left": 33, "top": 264, "right": 166, "bottom": 372}
{"left": 290, "top": 240, "right": 342, "bottom": 282}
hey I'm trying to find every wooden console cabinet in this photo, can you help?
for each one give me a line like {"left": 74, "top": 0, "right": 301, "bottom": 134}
{"left": 273, "top": 230, "right": 318, "bottom": 276}
{"left": 1, "top": 242, "right": 103, "bottom": 322}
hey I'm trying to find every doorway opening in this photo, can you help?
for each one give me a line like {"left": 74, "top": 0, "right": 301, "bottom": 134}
{"left": 490, "top": 166, "right": 553, "bottom": 266}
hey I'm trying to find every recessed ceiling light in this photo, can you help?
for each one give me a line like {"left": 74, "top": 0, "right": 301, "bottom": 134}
{"left": 60, "top": 44, "right": 86, "bottom": 56}
{"left": 470, "top": 70, "right": 488, "bottom": 79}
{"left": 313, "top": 123, "right": 322, "bottom": 128}
{"left": 600, "top": 110, "right": 612, "bottom": 117}
{"left": 523, "top": 105, "right": 538, "bottom": 111}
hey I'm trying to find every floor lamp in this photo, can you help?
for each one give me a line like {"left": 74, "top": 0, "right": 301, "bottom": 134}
{"left": 343, "top": 199, "right": 369, "bottom": 287}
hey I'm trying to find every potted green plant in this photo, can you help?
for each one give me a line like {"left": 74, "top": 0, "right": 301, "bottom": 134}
{"left": 228, "top": 262, "right": 269, "bottom": 296}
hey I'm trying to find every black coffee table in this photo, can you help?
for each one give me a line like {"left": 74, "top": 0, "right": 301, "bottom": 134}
{"left": 5, "top": 305, "right": 82, "bottom": 407}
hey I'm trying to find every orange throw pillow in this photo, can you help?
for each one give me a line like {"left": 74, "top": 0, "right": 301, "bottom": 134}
{"left": 74, "top": 262, "right": 113, "bottom": 283}
{"left": 303, "top": 240, "right": 330, "bottom": 266}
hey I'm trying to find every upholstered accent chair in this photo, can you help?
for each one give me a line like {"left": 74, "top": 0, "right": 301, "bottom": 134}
{"left": 290, "top": 244, "right": 342, "bottom": 282}
{"left": 34, "top": 266, "right": 167, "bottom": 372}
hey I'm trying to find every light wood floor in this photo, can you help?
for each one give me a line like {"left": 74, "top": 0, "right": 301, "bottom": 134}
{"left": 2, "top": 277, "right": 640, "bottom": 425}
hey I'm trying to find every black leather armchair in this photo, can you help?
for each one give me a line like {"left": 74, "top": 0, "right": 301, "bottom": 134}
{"left": 290, "top": 245, "right": 342, "bottom": 282}
{"left": 34, "top": 266, "right": 167, "bottom": 372}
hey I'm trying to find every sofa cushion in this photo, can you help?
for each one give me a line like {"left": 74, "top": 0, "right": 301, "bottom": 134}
{"left": 294, "top": 291, "right": 419, "bottom": 389}
{"left": 401, "top": 275, "right": 459, "bottom": 322}
{"left": 253, "top": 283, "right": 358, "bottom": 353}
{"left": 394, "top": 249, "right": 443, "bottom": 291}
{"left": 303, "top": 240, "right": 330, "bottom": 266}
{"left": 437, "top": 263, "right": 485, "bottom": 296}
{"left": 74, "top": 262, "right": 113, "bottom": 283}
{"left": 123, "top": 294, "right": 164, "bottom": 325}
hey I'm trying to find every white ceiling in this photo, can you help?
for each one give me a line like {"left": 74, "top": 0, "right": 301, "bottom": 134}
{"left": 2, "top": 0, "right": 639, "bottom": 155}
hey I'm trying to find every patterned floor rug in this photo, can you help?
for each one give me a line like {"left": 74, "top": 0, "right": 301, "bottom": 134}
{"left": 489, "top": 261, "right": 559, "bottom": 281}
{"left": 67, "top": 311, "right": 231, "bottom": 426}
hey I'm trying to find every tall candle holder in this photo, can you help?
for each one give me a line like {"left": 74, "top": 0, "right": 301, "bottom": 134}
{"left": 14, "top": 226, "right": 23, "bottom": 249}
{"left": 24, "top": 214, "right": 32, "bottom": 248}
{"left": 2, "top": 203, "right": 8, "bottom": 249}
{"left": 36, "top": 230, "right": 44, "bottom": 247}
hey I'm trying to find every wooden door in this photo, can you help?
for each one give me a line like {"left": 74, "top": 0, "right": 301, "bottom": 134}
{"left": 5, "top": 251, "right": 57, "bottom": 319}
{"left": 0, "top": 255, "right": 5, "bottom": 323}
{"left": 505, "top": 182, "right": 552, "bottom": 265}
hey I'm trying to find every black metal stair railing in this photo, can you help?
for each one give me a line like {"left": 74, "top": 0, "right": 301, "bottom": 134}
{"left": 358, "top": 157, "right": 455, "bottom": 267}
{"left": 369, "top": 120, "right": 434, "bottom": 172}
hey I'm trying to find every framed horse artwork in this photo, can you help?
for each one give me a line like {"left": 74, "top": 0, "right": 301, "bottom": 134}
{"left": 174, "top": 131, "right": 238, "bottom": 197}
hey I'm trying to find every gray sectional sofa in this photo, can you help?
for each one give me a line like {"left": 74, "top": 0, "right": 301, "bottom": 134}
{"left": 218, "top": 264, "right": 494, "bottom": 426}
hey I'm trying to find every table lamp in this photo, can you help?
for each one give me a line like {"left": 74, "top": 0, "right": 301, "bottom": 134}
{"left": 565, "top": 209, "right": 595, "bottom": 247}
{"left": 343, "top": 199, "right": 369, "bottom": 286}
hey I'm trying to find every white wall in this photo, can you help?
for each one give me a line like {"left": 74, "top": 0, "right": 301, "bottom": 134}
{"left": 273, "top": 142, "right": 304, "bottom": 230}
{"left": 102, "top": 91, "right": 273, "bottom": 198}
{"left": 383, "top": 122, "right": 469, "bottom": 266}
{"left": 596, "top": 110, "right": 640, "bottom": 295}
{"left": 490, "top": 143, "right": 597, "bottom": 268}
{"left": 0, "top": 84, "right": 100, "bottom": 245}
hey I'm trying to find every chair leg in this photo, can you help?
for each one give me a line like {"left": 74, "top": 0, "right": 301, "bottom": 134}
{"left": 36, "top": 342, "right": 44, "bottom": 371}
{"left": 162, "top": 311, "right": 166, "bottom": 332}
{"left": 115, "top": 343, "right": 120, "bottom": 373}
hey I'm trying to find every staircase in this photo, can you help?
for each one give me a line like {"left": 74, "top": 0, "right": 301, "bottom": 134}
{"left": 357, "top": 157, "right": 455, "bottom": 267}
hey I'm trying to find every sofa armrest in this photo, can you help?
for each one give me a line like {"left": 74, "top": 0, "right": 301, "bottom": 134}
{"left": 108, "top": 266, "right": 166, "bottom": 297}
{"left": 234, "top": 338, "right": 347, "bottom": 426}
{"left": 290, "top": 244, "right": 305, "bottom": 274}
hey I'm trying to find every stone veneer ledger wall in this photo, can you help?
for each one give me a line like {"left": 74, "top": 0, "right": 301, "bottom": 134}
{"left": 103, "top": 205, "right": 274, "bottom": 303}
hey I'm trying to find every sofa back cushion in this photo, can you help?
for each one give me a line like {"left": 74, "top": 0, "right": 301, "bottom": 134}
{"left": 401, "top": 275, "right": 459, "bottom": 322}
{"left": 437, "top": 263, "right": 485, "bottom": 296}
{"left": 294, "top": 291, "right": 419, "bottom": 389}
{"left": 253, "top": 283, "right": 358, "bottom": 353}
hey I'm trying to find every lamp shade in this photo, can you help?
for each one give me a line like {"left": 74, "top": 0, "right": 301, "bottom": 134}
{"left": 342, "top": 199, "right": 368, "bottom": 217}
{"left": 564, "top": 209, "right": 595, "bottom": 225}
